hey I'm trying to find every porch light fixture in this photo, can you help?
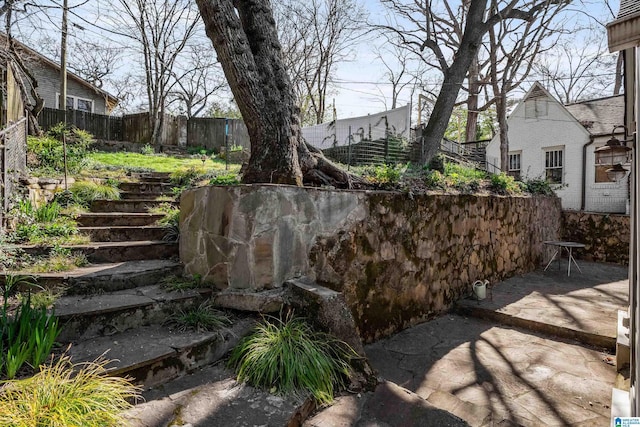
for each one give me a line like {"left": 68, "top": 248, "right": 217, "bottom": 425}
{"left": 595, "top": 125, "right": 632, "bottom": 182}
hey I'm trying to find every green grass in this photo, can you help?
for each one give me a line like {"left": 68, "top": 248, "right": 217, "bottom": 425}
{"left": 228, "top": 315, "right": 356, "bottom": 404}
{"left": 0, "top": 355, "right": 141, "bottom": 426}
{"left": 88, "top": 152, "right": 241, "bottom": 174}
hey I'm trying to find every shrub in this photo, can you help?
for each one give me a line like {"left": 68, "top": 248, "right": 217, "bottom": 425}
{"left": 209, "top": 173, "right": 240, "bottom": 185}
{"left": 443, "top": 163, "right": 485, "bottom": 192}
{"left": 423, "top": 170, "right": 444, "bottom": 189}
{"left": 170, "top": 167, "right": 207, "bottom": 187}
{"left": 228, "top": 315, "right": 356, "bottom": 404}
{"left": 0, "top": 356, "right": 140, "bottom": 426}
{"left": 363, "top": 163, "right": 407, "bottom": 187}
{"left": 490, "top": 172, "right": 524, "bottom": 195}
{"left": 27, "top": 124, "right": 93, "bottom": 174}
{"left": 525, "top": 178, "right": 556, "bottom": 196}
{"left": 140, "top": 143, "right": 155, "bottom": 155}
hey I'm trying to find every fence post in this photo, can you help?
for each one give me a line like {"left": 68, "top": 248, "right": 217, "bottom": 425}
{"left": 225, "top": 118, "right": 229, "bottom": 171}
{"left": 347, "top": 125, "right": 352, "bottom": 171}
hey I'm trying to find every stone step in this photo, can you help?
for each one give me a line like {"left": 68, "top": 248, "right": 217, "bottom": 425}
{"left": 2, "top": 260, "right": 183, "bottom": 293}
{"left": 75, "top": 212, "right": 165, "bottom": 227}
{"left": 79, "top": 226, "right": 168, "bottom": 242}
{"left": 129, "top": 172, "right": 172, "bottom": 183}
{"left": 55, "top": 284, "right": 212, "bottom": 342}
{"left": 425, "top": 390, "right": 492, "bottom": 427}
{"left": 456, "top": 299, "right": 616, "bottom": 350}
{"left": 67, "top": 319, "right": 254, "bottom": 388}
{"left": 20, "top": 241, "right": 178, "bottom": 263}
{"left": 90, "top": 199, "right": 177, "bottom": 213}
{"left": 120, "top": 191, "right": 174, "bottom": 200}
{"left": 119, "top": 181, "right": 175, "bottom": 194}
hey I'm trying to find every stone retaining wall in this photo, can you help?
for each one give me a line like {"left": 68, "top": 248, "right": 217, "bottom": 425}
{"left": 562, "top": 210, "right": 630, "bottom": 265}
{"left": 21, "top": 176, "right": 75, "bottom": 207}
{"left": 180, "top": 185, "right": 562, "bottom": 342}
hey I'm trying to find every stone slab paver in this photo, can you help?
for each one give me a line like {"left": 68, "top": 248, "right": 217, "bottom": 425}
{"left": 366, "top": 314, "right": 616, "bottom": 426}
{"left": 457, "top": 261, "right": 628, "bottom": 344}
{"left": 124, "top": 363, "right": 300, "bottom": 427}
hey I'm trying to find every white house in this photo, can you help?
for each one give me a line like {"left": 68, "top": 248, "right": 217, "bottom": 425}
{"left": 486, "top": 83, "right": 627, "bottom": 213}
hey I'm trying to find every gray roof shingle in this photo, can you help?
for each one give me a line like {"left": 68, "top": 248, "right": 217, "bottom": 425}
{"left": 564, "top": 95, "right": 625, "bottom": 136}
{"left": 618, "top": 0, "right": 640, "bottom": 20}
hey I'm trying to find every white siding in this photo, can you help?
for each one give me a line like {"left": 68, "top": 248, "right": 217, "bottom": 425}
{"left": 486, "top": 93, "right": 589, "bottom": 211}
{"left": 584, "top": 135, "right": 629, "bottom": 213}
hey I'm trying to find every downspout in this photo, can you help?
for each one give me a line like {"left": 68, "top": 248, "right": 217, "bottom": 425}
{"left": 581, "top": 135, "right": 595, "bottom": 211}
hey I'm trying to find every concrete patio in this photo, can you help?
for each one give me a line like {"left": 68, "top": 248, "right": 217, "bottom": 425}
{"left": 125, "top": 261, "right": 629, "bottom": 426}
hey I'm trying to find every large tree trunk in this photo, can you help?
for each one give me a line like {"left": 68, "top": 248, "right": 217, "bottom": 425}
{"left": 420, "top": 0, "right": 488, "bottom": 164}
{"left": 465, "top": 56, "right": 479, "bottom": 142}
{"left": 495, "top": 93, "right": 509, "bottom": 172}
{"left": 198, "top": 0, "right": 357, "bottom": 187}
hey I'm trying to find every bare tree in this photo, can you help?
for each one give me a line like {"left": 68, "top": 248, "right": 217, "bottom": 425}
{"left": 484, "top": 1, "right": 569, "bottom": 171}
{"left": 166, "top": 45, "right": 226, "bottom": 118}
{"left": 534, "top": 36, "right": 616, "bottom": 104}
{"left": 38, "top": 36, "right": 120, "bottom": 89}
{"left": 380, "top": 0, "right": 569, "bottom": 164}
{"left": 113, "top": 0, "right": 199, "bottom": 144}
{"left": 372, "top": 36, "right": 424, "bottom": 111}
{"left": 197, "top": 0, "right": 361, "bottom": 187}
{"left": 275, "top": 0, "right": 366, "bottom": 125}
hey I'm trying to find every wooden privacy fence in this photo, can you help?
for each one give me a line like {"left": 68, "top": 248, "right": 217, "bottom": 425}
{"left": 186, "top": 117, "right": 249, "bottom": 151}
{"left": 39, "top": 108, "right": 123, "bottom": 141}
{"left": 37, "top": 108, "right": 249, "bottom": 151}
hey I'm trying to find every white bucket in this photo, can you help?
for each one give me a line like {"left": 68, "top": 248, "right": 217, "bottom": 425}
{"left": 473, "top": 280, "right": 487, "bottom": 300}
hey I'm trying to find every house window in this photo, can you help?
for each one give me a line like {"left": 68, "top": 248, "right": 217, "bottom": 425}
{"left": 56, "top": 94, "right": 94, "bottom": 113}
{"left": 76, "top": 98, "right": 93, "bottom": 113}
{"left": 508, "top": 152, "right": 521, "bottom": 179}
{"left": 525, "top": 99, "right": 548, "bottom": 119}
{"left": 545, "top": 148, "right": 563, "bottom": 184}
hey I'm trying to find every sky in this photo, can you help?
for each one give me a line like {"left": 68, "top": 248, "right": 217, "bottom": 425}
{"left": 11, "top": 0, "right": 620, "bottom": 122}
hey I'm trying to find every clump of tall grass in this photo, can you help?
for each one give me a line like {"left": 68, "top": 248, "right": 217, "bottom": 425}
{"left": 228, "top": 315, "right": 356, "bottom": 404}
{"left": 0, "top": 355, "right": 141, "bottom": 426}
{"left": 68, "top": 181, "right": 120, "bottom": 207}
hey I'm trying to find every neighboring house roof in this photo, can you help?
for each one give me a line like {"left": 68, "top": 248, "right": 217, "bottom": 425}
{"left": 607, "top": 0, "right": 640, "bottom": 51}
{"left": 564, "top": 95, "right": 625, "bottom": 137}
{"left": 0, "top": 34, "right": 118, "bottom": 111}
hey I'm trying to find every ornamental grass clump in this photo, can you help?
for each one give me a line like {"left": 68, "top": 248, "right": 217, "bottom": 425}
{"left": 228, "top": 315, "right": 356, "bottom": 404}
{"left": 0, "top": 355, "right": 141, "bottom": 427}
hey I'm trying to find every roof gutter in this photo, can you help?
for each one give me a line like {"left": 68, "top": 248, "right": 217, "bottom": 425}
{"left": 581, "top": 135, "right": 595, "bottom": 211}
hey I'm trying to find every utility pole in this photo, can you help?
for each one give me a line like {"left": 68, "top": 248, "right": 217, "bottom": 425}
{"left": 60, "top": 0, "right": 69, "bottom": 190}
{"left": 59, "top": 0, "right": 68, "bottom": 110}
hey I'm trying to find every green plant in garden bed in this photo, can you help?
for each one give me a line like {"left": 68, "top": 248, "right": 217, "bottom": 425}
{"left": 26, "top": 247, "right": 89, "bottom": 274}
{"left": 442, "top": 162, "right": 486, "bottom": 192}
{"left": 0, "top": 355, "right": 141, "bottom": 426}
{"left": 209, "top": 172, "right": 240, "bottom": 185}
{"left": 361, "top": 163, "right": 407, "bottom": 186}
{"left": 524, "top": 177, "right": 556, "bottom": 196}
{"left": 490, "top": 172, "right": 525, "bottom": 195}
{"left": 167, "top": 301, "right": 231, "bottom": 333}
{"left": 27, "top": 123, "right": 93, "bottom": 175}
{"left": 8, "top": 200, "right": 86, "bottom": 246}
{"left": 1, "top": 275, "right": 61, "bottom": 380}
{"left": 228, "top": 315, "right": 356, "bottom": 404}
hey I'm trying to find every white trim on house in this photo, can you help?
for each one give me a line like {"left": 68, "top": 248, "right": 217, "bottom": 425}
{"left": 55, "top": 92, "right": 95, "bottom": 113}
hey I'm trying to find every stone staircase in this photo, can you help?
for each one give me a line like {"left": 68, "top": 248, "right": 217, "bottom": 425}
{"left": 9, "top": 172, "right": 251, "bottom": 388}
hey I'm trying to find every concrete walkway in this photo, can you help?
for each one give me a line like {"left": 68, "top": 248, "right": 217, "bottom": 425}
{"left": 125, "top": 262, "right": 628, "bottom": 426}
